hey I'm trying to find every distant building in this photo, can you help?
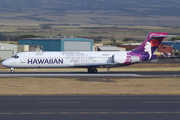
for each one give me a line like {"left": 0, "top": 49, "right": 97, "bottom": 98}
{"left": 97, "top": 46, "right": 120, "bottom": 51}
{"left": 118, "top": 47, "right": 126, "bottom": 51}
{"left": 18, "top": 45, "right": 41, "bottom": 52}
{"left": 0, "top": 43, "right": 17, "bottom": 59}
{"left": 161, "top": 41, "right": 180, "bottom": 50}
{"left": 93, "top": 43, "right": 103, "bottom": 51}
{"left": 119, "top": 45, "right": 139, "bottom": 51}
{"left": 158, "top": 44, "right": 173, "bottom": 54}
{"left": 93, "top": 43, "right": 125, "bottom": 51}
{"left": 19, "top": 37, "right": 93, "bottom": 51}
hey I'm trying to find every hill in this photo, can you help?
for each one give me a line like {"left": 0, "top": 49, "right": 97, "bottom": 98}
{"left": 0, "top": 0, "right": 180, "bottom": 26}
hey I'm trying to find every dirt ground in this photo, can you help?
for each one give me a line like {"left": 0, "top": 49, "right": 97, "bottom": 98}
{"left": 0, "top": 77, "right": 180, "bottom": 95}
{"left": 0, "top": 63, "right": 180, "bottom": 95}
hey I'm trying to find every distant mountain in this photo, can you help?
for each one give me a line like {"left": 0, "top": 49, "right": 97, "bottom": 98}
{"left": 0, "top": 0, "right": 180, "bottom": 16}
{"left": 1, "top": 0, "right": 180, "bottom": 26}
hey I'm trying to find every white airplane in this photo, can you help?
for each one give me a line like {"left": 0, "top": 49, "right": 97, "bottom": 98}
{"left": 2, "top": 32, "right": 172, "bottom": 73}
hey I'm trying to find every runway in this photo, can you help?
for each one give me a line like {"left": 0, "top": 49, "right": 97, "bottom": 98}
{"left": 0, "top": 71, "right": 180, "bottom": 78}
{"left": 142, "top": 58, "right": 180, "bottom": 64}
{"left": 0, "top": 95, "right": 180, "bottom": 120}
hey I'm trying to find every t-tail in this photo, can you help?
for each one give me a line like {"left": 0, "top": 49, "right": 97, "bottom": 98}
{"left": 131, "top": 32, "right": 171, "bottom": 61}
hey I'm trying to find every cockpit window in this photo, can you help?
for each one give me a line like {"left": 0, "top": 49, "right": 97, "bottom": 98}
{"left": 11, "top": 54, "right": 19, "bottom": 59}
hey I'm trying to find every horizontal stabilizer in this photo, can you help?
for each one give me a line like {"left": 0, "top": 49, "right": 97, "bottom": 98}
{"left": 151, "top": 35, "right": 177, "bottom": 38}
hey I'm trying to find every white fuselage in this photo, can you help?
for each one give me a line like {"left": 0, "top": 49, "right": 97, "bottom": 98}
{"left": 2, "top": 51, "right": 128, "bottom": 68}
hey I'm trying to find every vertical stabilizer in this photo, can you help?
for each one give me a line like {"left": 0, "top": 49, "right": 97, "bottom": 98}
{"left": 132, "top": 32, "right": 168, "bottom": 60}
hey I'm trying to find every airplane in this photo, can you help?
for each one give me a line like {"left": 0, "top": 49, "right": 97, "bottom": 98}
{"left": 2, "top": 32, "right": 173, "bottom": 73}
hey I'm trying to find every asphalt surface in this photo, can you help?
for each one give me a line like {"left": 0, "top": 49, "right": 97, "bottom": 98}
{"left": 142, "top": 58, "right": 180, "bottom": 64}
{"left": 0, "top": 95, "right": 180, "bottom": 120}
{"left": 0, "top": 71, "right": 180, "bottom": 78}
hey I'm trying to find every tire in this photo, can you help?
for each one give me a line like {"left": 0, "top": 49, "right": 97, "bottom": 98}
{"left": 88, "top": 68, "right": 93, "bottom": 73}
{"left": 93, "top": 68, "right": 98, "bottom": 73}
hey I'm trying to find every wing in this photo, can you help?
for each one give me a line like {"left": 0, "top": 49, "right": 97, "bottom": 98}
{"left": 74, "top": 63, "right": 118, "bottom": 68}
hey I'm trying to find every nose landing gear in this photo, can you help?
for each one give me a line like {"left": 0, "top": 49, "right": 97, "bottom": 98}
{"left": 10, "top": 68, "right": 14, "bottom": 73}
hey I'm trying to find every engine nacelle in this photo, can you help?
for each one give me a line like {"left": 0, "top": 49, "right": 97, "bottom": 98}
{"left": 113, "top": 53, "right": 140, "bottom": 64}
{"left": 130, "top": 56, "right": 140, "bottom": 63}
{"left": 113, "top": 53, "right": 127, "bottom": 63}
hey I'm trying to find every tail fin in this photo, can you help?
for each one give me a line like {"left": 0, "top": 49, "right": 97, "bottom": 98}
{"left": 132, "top": 32, "right": 168, "bottom": 60}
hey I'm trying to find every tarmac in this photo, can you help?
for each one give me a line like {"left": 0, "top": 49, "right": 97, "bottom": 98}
{"left": 0, "top": 71, "right": 180, "bottom": 78}
{"left": 0, "top": 95, "right": 180, "bottom": 120}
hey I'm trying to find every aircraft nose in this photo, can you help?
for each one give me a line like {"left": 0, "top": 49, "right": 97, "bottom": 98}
{"left": 2, "top": 60, "right": 9, "bottom": 67}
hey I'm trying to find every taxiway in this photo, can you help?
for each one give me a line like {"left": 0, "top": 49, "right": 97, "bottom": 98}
{"left": 0, "top": 71, "right": 180, "bottom": 78}
{"left": 0, "top": 95, "right": 180, "bottom": 120}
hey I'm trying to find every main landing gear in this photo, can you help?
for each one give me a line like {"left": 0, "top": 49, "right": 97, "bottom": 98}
{"left": 88, "top": 68, "right": 98, "bottom": 73}
{"left": 10, "top": 68, "right": 14, "bottom": 73}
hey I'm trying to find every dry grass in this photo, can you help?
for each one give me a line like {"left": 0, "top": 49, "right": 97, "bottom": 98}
{"left": 1, "top": 10, "right": 180, "bottom": 26}
{"left": 0, "top": 77, "right": 180, "bottom": 95}
{"left": 1, "top": 24, "right": 180, "bottom": 42}
{"left": 0, "top": 63, "right": 180, "bottom": 95}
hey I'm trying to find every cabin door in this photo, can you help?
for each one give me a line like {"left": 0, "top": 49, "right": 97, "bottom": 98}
{"left": 20, "top": 55, "right": 26, "bottom": 63}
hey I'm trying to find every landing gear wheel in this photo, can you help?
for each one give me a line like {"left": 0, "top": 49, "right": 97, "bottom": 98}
{"left": 10, "top": 70, "right": 14, "bottom": 73}
{"left": 10, "top": 68, "right": 14, "bottom": 73}
{"left": 93, "top": 68, "right": 98, "bottom": 73}
{"left": 88, "top": 68, "right": 93, "bottom": 73}
{"left": 88, "top": 68, "right": 98, "bottom": 73}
